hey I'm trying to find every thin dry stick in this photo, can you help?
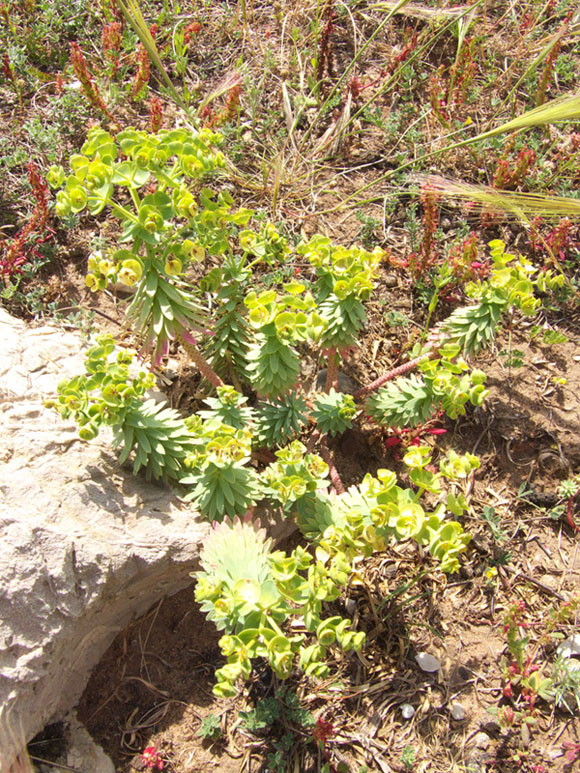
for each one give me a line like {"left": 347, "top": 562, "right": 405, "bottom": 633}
{"left": 501, "top": 564, "right": 567, "bottom": 602}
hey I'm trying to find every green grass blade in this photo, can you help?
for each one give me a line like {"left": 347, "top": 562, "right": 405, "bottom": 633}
{"left": 299, "top": 0, "right": 413, "bottom": 150}
{"left": 412, "top": 175, "right": 580, "bottom": 221}
{"left": 325, "top": 90, "right": 580, "bottom": 213}
{"left": 115, "top": 0, "right": 194, "bottom": 123}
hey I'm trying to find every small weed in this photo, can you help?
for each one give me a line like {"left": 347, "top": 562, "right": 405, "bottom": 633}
{"left": 48, "top": 88, "right": 92, "bottom": 141}
{"left": 482, "top": 505, "right": 508, "bottom": 543}
{"left": 384, "top": 310, "right": 410, "bottom": 328}
{"left": 551, "top": 654, "right": 580, "bottom": 713}
{"left": 240, "top": 686, "right": 315, "bottom": 735}
{"left": 355, "top": 210, "right": 380, "bottom": 248}
{"left": 499, "top": 348, "right": 525, "bottom": 369}
{"left": 23, "top": 118, "right": 61, "bottom": 164}
{"left": 240, "top": 698, "right": 281, "bottom": 733}
{"left": 541, "top": 329, "right": 569, "bottom": 345}
{"left": 401, "top": 744, "right": 416, "bottom": 769}
{"left": 197, "top": 713, "right": 222, "bottom": 741}
{"left": 240, "top": 687, "right": 315, "bottom": 770}
{"left": 361, "top": 105, "right": 388, "bottom": 131}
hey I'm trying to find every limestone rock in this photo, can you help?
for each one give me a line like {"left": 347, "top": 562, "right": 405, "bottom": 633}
{"left": 0, "top": 311, "right": 215, "bottom": 765}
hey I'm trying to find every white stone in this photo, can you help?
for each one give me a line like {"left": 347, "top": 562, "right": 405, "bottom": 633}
{"left": 345, "top": 598, "right": 356, "bottom": 615}
{"left": 401, "top": 703, "right": 415, "bottom": 719}
{"left": 415, "top": 652, "right": 442, "bottom": 672}
{"left": 557, "top": 633, "right": 580, "bottom": 659}
{"left": 450, "top": 702, "right": 466, "bottom": 720}
{"left": 473, "top": 731, "right": 490, "bottom": 750}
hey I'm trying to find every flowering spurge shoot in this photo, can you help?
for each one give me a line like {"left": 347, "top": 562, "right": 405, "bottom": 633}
{"left": 194, "top": 517, "right": 364, "bottom": 697}
{"left": 201, "top": 256, "right": 252, "bottom": 383}
{"left": 47, "top": 336, "right": 195, "bottom": 481}
{"left": 439, "top": 239, "right": 564, "bottom": 355}
{"left": 363, "top": 241, "right": 564, "bottom": 428}
{"left": 242, "top": 239, "right": 382, "bottom": 399}
{"left": 312, "top": 389, "right": 357, "bottom": 436}
{"left": 48, "top": 125, "right": 251, "bottom": 368}
{"left": 293, "top": 446, "right": 474, "bottom": 574}
{"left": 244, "top": 285, "right": 320, "bottom": 398}
{"left": 298, "top": 236, "right": 383, "bottom": 385}
{"left": 198, "top": 385, "right": 255, "bottom": 430}
{"left": 239, "top": 221, "right": 292, "bottom": 264}
{"left": 180, "top": 413, "right": 260, "bottom": 522}
{"left": 200, "top": 226, "right": 294, "bottom": 386}
{"left": 365, "top": 349, "right": 488, "bottom": 429}
{"left": 261, "top": 441, "right": 330, "bottom": 512}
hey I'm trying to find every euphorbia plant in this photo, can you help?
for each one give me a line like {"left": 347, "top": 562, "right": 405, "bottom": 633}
{"left": 48, "top": 127, "right": 565, "bottom": 698}
{"left": 47, "top": 124, "right": 248, "bottom": 369}
{"left": 194, "top": 440, "right": 475, "bottom": 697}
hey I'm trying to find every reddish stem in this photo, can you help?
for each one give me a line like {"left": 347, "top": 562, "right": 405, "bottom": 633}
{"left": 353, "top": 351, "right": 435, "bottom": 401}
{"left": 566, "top": 493, "right": 578, "bottom": 532}
{"left": 325, "top": 349, "right": 339, "bottom": 392}
{"left": 319, "top": 436, "right": 345, "bottom": 495}
{"left": 178, "top": 335, "right": 224, "bottom": 389}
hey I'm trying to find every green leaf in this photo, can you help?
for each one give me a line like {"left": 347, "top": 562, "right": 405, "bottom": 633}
{"left": 112, "top": 161, "right": 151, "bottom": 188}
{"left": 87, "top": 182, "right": 113, "bottom": 215}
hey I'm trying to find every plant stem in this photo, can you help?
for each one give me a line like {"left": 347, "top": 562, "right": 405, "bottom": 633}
{"left": 566, "top": 493, "right": 578, "bottom": 532}
{"left": 178, "top": 334, "right": 224, "bottom": 389}
{"left": 353, "top": 352, "right": 435, "bottom": 400}
{"left": 110, "top": 200, "right": 140, "bottom": 224}
{"left": 325, "top": 349, "right": 338, "bottom": 392}
{"left": 306, "top": 429, "right": 321, "bottom": 453}
{"left": 319, "top": 435, "right": 345, "bottom": 494}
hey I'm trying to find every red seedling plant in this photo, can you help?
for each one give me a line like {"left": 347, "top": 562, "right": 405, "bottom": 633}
{"left": 70, "top": 42, "right": 114, "bottom": 121}
{"left": 313, "top": 717, "right": 336, "bottom": 771}
{"left": 141, "top": 745, "right": 164, "bottom": 770}
{"left": 0, "top": 162, "right": 53, "bottom": 279}
{"left": 562, "top": 741, "right": 580, "bottom": 763}
{"left": 133, "top": 23, "right": 158, "bottom": 98}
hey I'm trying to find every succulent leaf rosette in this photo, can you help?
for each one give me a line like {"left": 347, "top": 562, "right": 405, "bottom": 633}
{"left": 194, "top": 517, "right": 364, "bottom": 696}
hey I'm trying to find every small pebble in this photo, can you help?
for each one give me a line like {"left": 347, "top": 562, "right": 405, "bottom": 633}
{"left": 415, "top": 652, "right": 441, "bottom": 672}
{"left": 344, "top": 598, "right": 356, "bottom": 616}
{"left": 163, "top": 358, "right": 180, "bottom": 380}
{"left": 473, "top": 731, "right": 490, "bottom": 750}
{"left": 450, "top": 702, "right": 466, "bottom": 720}
{"left": 557, "top": 633, "right": 580, "bottom": 658}
{"left": 401, "top": 703, "right": 415, "bottom": 720}
{"left": 384, "top": 273, "right": 397, "bottom": 288}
